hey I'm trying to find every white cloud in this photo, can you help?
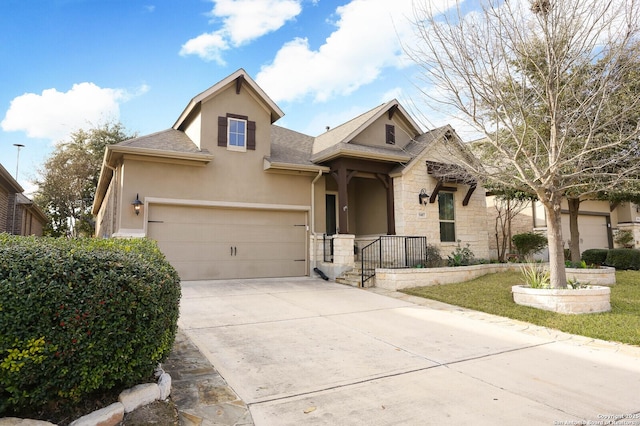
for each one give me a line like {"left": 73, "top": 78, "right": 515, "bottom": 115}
{"left": 180, "top": 32, "right": 229, "bottom": 64}
{"left": 180, "top": 0, "right": 302, "bottom": 63}
{"left": 255, "top": 0, "right": 420, "bottom": 103}
{"left": 380, "top": 87, "right": 404, "bottom": 103}
{"left": 1, "top": 83, "right": 140, "bottom": 142}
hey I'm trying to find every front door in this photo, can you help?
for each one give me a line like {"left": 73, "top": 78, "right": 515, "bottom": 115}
{"left": 326, "top": 193, "right": 337, "bottom": 235}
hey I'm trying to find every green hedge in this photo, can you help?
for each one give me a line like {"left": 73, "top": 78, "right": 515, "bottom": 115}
{"left": 512, "top": 232, "right": 548, "bottom": 259}
{"left": 581, "top": 249, "right": 609, "bottom": 266}
{"left": 0, "top": 235, "right": 181, "bottom": 414}
{"left": 605, "top": 248, "right": 640, "bottom": 270}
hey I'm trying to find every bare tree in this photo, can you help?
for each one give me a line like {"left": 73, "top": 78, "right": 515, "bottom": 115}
{"left": 409, "top": 0, "right": 640, "bottom": 287}
{"left": 492, "top": 195, "right": 530, "bottom": 262}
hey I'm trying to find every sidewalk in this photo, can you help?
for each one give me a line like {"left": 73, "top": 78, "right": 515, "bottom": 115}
{"left": 163, "top": 330, "right": 253, "bottom": 425}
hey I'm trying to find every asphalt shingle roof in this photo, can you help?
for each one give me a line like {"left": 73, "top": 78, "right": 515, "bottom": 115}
{"left": 117, "top": 129, "right": 208, "bottom": 154}
{"left": 268, "top": 125, "right": 317, "bottom": 166}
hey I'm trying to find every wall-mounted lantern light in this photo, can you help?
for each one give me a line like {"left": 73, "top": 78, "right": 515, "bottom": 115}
{"left": 418, "top": 188, "right": 429, "bottom": 205}
{"left": 132, "top": 194, "right": 143, "bottom": 216}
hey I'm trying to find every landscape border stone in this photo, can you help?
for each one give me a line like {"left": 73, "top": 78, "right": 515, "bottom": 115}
{"left": 0, "top": 368, "right": 172, "bottom": 426}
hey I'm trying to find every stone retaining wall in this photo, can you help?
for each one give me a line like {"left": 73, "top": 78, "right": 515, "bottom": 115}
{"left": 566, "top": 266, "right": 616, "bottom": 286}
{"left": 374, "top": 263, "right": 523, "bottom": 290}
{"left": 374, "top": 263, "right": 616, "bottom": 290}
{"left": 512, "top": 285, "right": 611, "bottom": 314}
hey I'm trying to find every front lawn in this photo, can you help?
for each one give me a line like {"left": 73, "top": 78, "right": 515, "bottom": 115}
{"left": 401, "top": 270, "right": 640, "bottom": 346}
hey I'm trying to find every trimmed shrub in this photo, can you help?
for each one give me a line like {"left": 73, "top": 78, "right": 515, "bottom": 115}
{"left": 512, "top": 232, "right": 548, "bottom": 260}
{"left": 605, "top": 248, "right": 640, "bottom": 270}
{"left": 426, "top": 244, "right": 443, "bottom": 268}
{"left": 0, "top": 235, "right": 181, "bottom": 414}
{"left": 581, "top": 249, "right": 609, "bottom": 266}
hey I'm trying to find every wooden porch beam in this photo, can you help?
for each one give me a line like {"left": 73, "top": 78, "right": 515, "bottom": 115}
{"left": 462, "top": 183, "right": 477, "bottom": 206}
{"left": 235, "top": 75, "right": 245, "bottom": 94}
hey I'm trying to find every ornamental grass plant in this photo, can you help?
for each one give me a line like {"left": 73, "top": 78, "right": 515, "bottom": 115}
{"left": 401, "top": 270, "right": 640, "bottom": 346}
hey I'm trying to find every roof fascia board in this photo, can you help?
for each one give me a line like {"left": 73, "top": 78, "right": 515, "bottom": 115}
{"left": 0, "top": 164, "right": 24, "bottom": 193}
{"left": 312, "top": 148, "right": 411, "bottom": 164}
{"left": 263, "top": 159, "right": 330, "bottom": 173}
{"left": 108, "top": 145, "right": 214, "bottom": 164}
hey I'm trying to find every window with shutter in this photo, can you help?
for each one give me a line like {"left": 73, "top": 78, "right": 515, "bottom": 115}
{"left": 386, "top": 124, "right": 395, "bottom": 145}
{"left": 218, "top": 114, "right": 256, "bottom": 151}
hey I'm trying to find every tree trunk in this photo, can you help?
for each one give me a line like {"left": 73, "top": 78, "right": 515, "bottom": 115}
{"left": 567, "top": 198, "right": 581, "bottom": 262}
{"left": 507, "top": 199, "right": 513, "bottom": 254}
{"left": 545, "top": 198, "right": 568, "bottom": 289}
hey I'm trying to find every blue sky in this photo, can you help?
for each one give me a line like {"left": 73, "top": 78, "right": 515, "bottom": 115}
{"left": 0, "top": 0, "right": 463, "bottom": 194}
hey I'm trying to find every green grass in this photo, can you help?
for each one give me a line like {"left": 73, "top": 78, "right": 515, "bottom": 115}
{"left": 401, "top": 270, "right": 640, "bottom": 346}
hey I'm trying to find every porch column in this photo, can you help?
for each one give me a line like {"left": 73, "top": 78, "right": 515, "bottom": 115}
{"left": 387, "top": 178, "right": 395, "bottom": 235}
{"left": 332, "top": 163, "right": 356, "bottom": 234}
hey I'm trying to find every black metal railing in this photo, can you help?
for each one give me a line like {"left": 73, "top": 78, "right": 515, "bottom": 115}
{"left": 323, "top": 234, "right": 334, "bottom": 263}
{"left": 361, "top": 236, "right": 427, "bottom": 285}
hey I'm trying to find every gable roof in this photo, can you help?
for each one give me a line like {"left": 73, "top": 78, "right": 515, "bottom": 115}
{"left": 0, "top": 163, "right": 23, "bottom": 193}
{"left": 390, "top": 124, "right": 472, "bottom": 176}
{"left": 312, "top": 99, "right": 423, "bottom": 157}
{"left": 92, "top": 129, "right": 214, "bottom": 215}
{"left": 173, "top": 69, "right": 285, "bottom": 130}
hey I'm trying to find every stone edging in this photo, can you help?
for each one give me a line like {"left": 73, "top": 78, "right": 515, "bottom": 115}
{"left": 0, "top": 367, "right": 171, "bottom": 426}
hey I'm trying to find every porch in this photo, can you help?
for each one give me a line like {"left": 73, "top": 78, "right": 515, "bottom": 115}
{"left": 313, "top": 234, "right": 430, "bottom": 288}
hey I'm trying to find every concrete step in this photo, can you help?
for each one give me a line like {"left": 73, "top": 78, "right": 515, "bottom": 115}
{"left": 335, "top": 268, "right": 375, "bottom": 288}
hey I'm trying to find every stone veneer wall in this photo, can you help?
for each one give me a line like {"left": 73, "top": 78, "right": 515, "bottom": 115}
{"left": 393, "top": 152, "right": 490, "bottom": 260}
{"left": 617, "top": 222, "right": 640, "bottom": 249}
{"left": 375, "top": 263, "right": 523, "bottom": 290}
{"left": 310, "top": 233, "right": 355, "bottom": 280}
{"left": 375, "top": 263, "right": 616, "bottom": 290}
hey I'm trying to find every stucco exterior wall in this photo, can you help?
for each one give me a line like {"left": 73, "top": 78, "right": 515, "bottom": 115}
{"left": 95, "top": 171, "right": 119, "bottom": 238}
{"left": 355, "top": 114, "right": 412, "bottom": 148}
{"left": 353, "top": 177, "right": 387, "bottom": 236}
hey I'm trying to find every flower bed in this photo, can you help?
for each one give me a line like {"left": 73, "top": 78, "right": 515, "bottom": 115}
{"left": 566, "top": 266, "right": 616, "bottom": 286}
{"left": 511, "top": 285, "right": 611, "bottom": 314}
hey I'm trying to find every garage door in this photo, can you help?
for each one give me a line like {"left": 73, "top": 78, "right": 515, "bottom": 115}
{"left": 147, "top": 205, "right": 308, "bottom": 280}
{"left": 562, "top": 214, "right": 610, "bottom": 252}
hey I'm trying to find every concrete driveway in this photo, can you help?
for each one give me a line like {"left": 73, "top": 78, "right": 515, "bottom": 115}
{"left": 178, "top": 277, "right": 640, "bottom": 425}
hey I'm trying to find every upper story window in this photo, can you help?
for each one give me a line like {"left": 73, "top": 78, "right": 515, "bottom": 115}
{"left": 385, "top": 124, "right": 395, "bottom": 145}
{"left": 438, "top": 192, "right": 456, "bottom": 242}
{"left": 228, "top": 117, "right": 247, "bottom": 151}
{"left": 218, "top": 113, "right": 256, "bottom": 151}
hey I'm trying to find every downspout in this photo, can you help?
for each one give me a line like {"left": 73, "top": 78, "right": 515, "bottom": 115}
{"left": 311, "top": 169, "right": 323, "bottom": 269}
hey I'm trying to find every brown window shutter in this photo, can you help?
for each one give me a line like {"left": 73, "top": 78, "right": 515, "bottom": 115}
{"left": 386, "top": 124, "right": 395, "bottom": 145}
{"left": 247, "top": 121, "right": 256, "bottom": 150}
{"left": 218, "top": 116, "right": 227, "bottom": 147}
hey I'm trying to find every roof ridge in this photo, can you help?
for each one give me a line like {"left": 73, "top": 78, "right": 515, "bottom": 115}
{"left": 317, "top": 101, "right": 389, "bottom": 137}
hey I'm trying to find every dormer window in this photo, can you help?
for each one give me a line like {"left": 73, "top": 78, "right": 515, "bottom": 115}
{"left": 228, "top": 117, "right": 247, "bottom": 151}
{"left": 386, "top": 124, "right": 395, "bottom": 145}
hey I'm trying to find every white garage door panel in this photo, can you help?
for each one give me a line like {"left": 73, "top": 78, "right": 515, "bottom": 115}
{"left": 561, "top": 214, "right": 610, "bottom": 252}
{"left": 148, "top": 205, "right": 307, "bottom": 280}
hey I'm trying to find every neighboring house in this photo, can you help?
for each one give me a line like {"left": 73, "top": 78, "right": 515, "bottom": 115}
{"left": 0, "top": 163, "right": 47, "bottom": 236}
{"left": 486, "top": 195, "right": 640, "bottom": 259}
{"left": 92, "top": 69, "right": 489, "bottom": 281}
